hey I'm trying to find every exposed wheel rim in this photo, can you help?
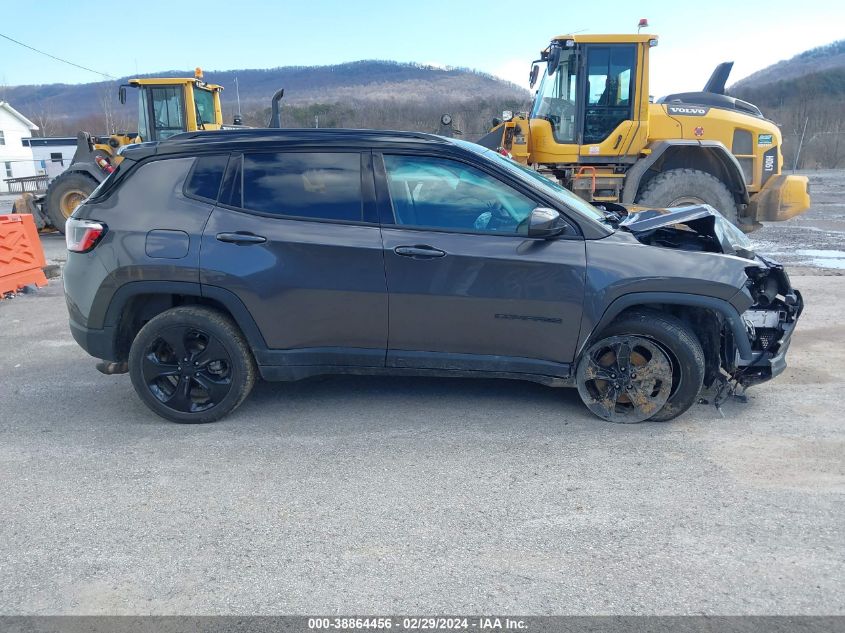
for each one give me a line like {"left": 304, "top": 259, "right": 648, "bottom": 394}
{"left": 59, "top": 189, "right": 87, "bottom": 218}
{"left": 141, "top": 326, "right": 233, "bottom": 414}
{"left": 576, "top": 335, "right": 673, "bottom": 423}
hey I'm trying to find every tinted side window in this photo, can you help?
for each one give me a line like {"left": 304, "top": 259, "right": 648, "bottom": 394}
{"left": 382, "top": 154, "right": 537, "bottom": 234}
{"left": 185, "top": 155, "right": 228, "bottom": 201}
{"left": 242, "top": 152, "right": 362, "bottom": 222}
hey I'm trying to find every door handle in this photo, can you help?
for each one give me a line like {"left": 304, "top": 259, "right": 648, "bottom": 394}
{"left": 394, "top": 245, "right": 446, "bottom": 259}
{"left": 216, "top": 232, "right": 267, "bottom": 245}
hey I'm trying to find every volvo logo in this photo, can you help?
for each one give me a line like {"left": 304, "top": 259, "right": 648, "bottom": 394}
{"left": 667, "top": 105, "right": 710, "bottom": 116}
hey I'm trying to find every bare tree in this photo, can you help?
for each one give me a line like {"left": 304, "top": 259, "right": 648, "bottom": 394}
{"left": 31, "top": 104, "right": 58, "bottom": 137}
{"left": 810, "top": 104, "right": 845, "bottom": 168}
{"left": 98, "top": 83, "right": 118, "bottom": 134}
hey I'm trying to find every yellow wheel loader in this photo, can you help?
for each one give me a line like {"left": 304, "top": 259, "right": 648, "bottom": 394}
{"left": 475, "top": 34, "right": 810, "bottom": 230}
{"left": 25, "top": 70, "right": 226, "bottom": 233}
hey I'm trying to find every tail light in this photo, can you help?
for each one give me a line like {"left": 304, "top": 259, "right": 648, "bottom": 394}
{"left": 66, "top": 218, "right": 106, "bottom": 253}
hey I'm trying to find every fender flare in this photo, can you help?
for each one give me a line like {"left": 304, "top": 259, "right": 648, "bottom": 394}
{"left": 578, "top": 292, "right": 752, "bottom": 361}
{"left": 99, "top": 280, "right": 268, "bottom": 356}
{"left": 621, "top": 140, "right": 749, "bottom": 206}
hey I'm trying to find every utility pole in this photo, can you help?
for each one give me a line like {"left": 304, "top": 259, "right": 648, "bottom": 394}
{"left": 793, "top": 116, "right": 809, "bottom": 171}
{"left": 235, "top": 77, "right": 242, "bottom": 118}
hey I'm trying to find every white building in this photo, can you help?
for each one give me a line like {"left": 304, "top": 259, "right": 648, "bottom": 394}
{"left": 23, "top": 137, "right": 77, "bottom": 179}
{"left": 0, "top": 101, "right": 39, "bottom": 193}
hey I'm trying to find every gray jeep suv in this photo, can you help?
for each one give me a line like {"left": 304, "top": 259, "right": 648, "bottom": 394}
{"left": 63, "top": 129, "right": 802, "bottom": 424}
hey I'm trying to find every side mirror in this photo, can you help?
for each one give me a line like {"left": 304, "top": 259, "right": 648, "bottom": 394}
{"left": 527, "top": 207, "right": 568, "bottom": 238}
{"left": 529, "top": 64, "right": 540, "bottom": 88}
{"left": 547, "top": 45, "right": 562, "bottom": 76}
{"left": 118, "top": 86, "right": 126, "bottom": 104}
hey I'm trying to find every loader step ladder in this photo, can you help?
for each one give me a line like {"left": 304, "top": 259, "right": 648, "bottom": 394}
{"left": 572, "top": 167, "right": 625, "bottom": 203}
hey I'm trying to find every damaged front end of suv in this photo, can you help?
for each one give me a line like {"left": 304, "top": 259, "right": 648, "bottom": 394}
{"left": 617, "top": 204, "right": 804, "bottom": 392}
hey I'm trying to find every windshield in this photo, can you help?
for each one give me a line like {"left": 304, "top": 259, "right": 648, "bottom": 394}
{"left": 456, "top": 139, "right": 607, "bottom": 223}
{"left": 531, "top": 48, "right": 579, "bottom": 144}
{"left": 137, "top": 88, "right": 150, "bottom": 140}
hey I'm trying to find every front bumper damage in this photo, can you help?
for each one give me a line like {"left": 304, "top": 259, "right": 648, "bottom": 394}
{"left": 734, "top": 261, "right": 803, "bottom": 387}
{"left": 616, "top": 204, "right": 804, "bottom": 391}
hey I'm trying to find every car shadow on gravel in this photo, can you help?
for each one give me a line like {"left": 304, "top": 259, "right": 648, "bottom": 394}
{"left": 230, "top": 374, "right": 601, "bottom": 432}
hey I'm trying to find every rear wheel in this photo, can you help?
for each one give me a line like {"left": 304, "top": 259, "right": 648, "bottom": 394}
{"left": 128, "top": 307, "right": 256, "bottom": 423}
{"left": 635, "top": 168, "right": 738, "bottom": 225}
{"left": 576, "top": 311, "right": 705, "bottom": 423}
{"left": 44, "top": 170, "right": 100, "bottom": 233}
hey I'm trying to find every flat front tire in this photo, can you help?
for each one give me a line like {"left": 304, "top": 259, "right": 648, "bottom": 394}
{"left": 576, "top": 310, "right": 706, "bottom": 423}
{"left": 128, "top": 306, "right": 256, "bottom": 423}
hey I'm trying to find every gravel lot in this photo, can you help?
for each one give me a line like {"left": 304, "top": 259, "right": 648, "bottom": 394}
{"left": 750, "top": 170, "right": 845, "bottom": 273}
{"left": 0, "top": 176, "right": 843, "bottom": 615}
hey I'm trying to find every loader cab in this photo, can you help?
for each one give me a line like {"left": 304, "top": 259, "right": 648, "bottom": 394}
{"left": 528, "top": 34, "right": 655, "bottom": 162}
{"left": 119, "top": 73, "right": 223, "bottom": 142}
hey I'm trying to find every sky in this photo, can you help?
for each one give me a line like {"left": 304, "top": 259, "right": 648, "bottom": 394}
{"left": 0, "top": 0, "right": 842, "bottom": 97}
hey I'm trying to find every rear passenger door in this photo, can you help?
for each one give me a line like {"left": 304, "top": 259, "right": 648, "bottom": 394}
{"left": 200, "top": 150, "right": 388, "bottom": 367}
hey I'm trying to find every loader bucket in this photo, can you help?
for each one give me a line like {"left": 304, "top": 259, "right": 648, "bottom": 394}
{"left": 13, "top": 192, "right": 50, "bottom": 231}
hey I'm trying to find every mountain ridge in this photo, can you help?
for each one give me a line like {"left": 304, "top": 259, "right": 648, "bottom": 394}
{"left": 2, "top": 60, "right": 529, "bottom": 123}
{"left": 731, "top": 39, "right": 845, "bottom": 92}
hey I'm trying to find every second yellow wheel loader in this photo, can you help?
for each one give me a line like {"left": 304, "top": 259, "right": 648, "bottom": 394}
{"left": 26, "top": 70, "right": 226, "bottom": 232}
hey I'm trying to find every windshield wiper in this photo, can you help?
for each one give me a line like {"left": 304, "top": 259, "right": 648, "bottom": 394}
{"left": 594, "top": 205, "right": 623, "bottom": 227}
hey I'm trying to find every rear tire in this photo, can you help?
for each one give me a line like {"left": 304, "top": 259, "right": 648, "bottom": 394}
{"left": 635, "top": 168, "right": 738, "bottom": 225}
{"left": 44, "top": 170, "right": 100, "bottom": 233}
{"left": 576, "top": 310, "right": 705, "bottom": 423}
{"left": 128, "top": 306, "right": 256, "bottom": 424}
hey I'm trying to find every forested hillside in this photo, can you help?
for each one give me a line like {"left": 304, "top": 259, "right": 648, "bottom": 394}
{"left": 2, "top": 60, "right": 530, "bottom": 140}
{"left": 731, "top": 40, "right": 845, "bottom": 168}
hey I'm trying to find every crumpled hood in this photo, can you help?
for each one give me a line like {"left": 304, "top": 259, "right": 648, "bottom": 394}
{"left": 618, "top": 204, "right": 756, "bottom": 259}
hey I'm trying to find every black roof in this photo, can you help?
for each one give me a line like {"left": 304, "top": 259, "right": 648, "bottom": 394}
{"left": 121, "top": 127, "right": 457, "bottom": 160}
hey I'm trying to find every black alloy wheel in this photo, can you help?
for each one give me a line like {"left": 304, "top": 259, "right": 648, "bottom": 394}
{"left": 129, "top": 306, "right": 256, "bottom": 423}
{"left": 142, "top": 326, "right": 233, "bottom": 414}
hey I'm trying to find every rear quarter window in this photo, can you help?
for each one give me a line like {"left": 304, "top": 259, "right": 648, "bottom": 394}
{"left": 185, "top": 154, "right": 228, "bottom": 201}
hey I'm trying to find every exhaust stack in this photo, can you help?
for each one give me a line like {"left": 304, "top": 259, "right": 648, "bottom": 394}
{"left": 268, "top": 89, "right": 285, "bottom": 128}
{"left": 703, "top": 62, "right": 734, "bottom": 95}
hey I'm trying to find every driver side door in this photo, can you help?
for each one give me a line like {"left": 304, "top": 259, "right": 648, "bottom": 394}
{"left": 139, "top": 85, "right": 187, "bottom": 141}
{"left": 376, "top": 153, "right": 587, "bottom": 374}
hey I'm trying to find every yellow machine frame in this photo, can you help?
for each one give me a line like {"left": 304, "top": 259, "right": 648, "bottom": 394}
{"left": 484, "top": 34, "right": 810, "bottom": 228}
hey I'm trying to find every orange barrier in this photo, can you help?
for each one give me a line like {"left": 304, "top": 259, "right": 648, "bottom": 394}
{"left": 0, "top": 214, "right": 49, "bottom": 296}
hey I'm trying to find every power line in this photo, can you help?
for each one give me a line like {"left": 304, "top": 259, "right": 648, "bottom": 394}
{"left": 0, "top": 32, "right": 116, "bottom": 80}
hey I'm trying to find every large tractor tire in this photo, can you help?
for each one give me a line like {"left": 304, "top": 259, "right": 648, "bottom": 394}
{"left": 635, "top": 168, "right": 738, "bottom": 225}
{"left": 44, "top": 170, "right": 101, "bottom": 233}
